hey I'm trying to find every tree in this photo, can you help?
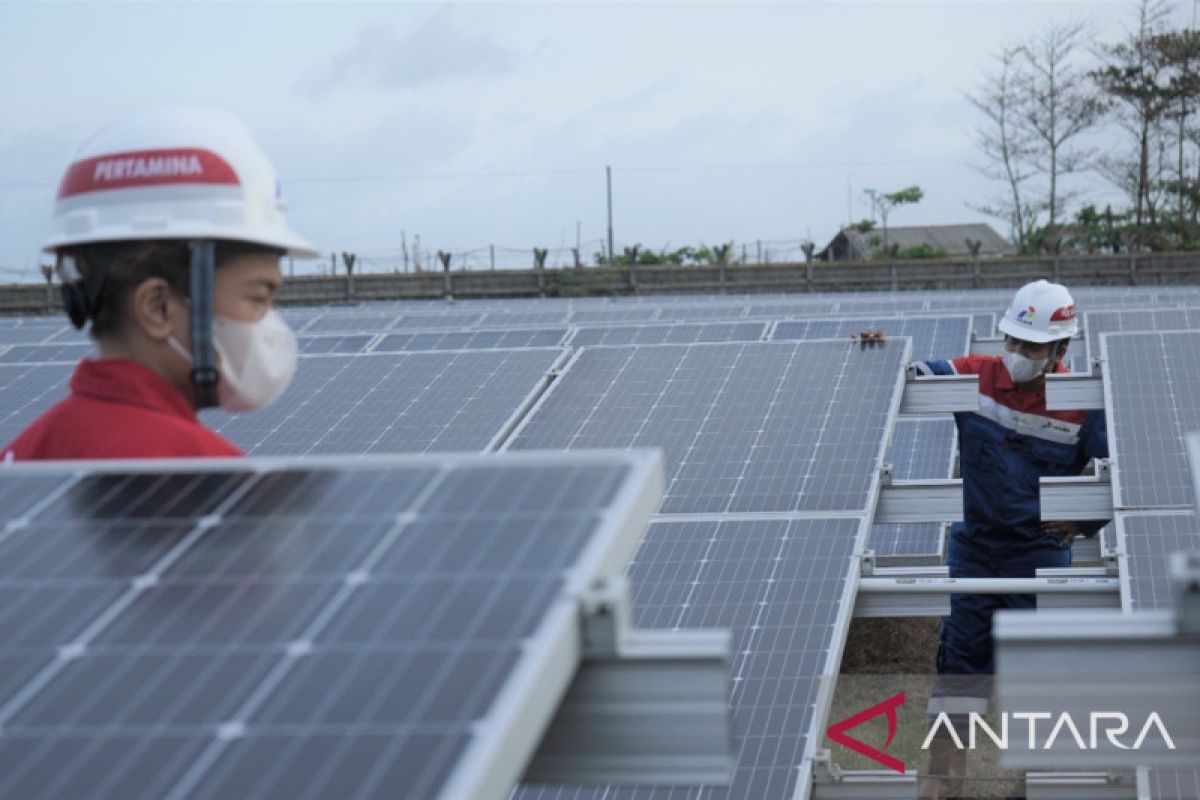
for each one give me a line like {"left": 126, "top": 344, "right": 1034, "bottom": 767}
{"left": 863, "top": 185, "right": 924, "bottom": 255}
{"left": 1017, "top": 21, "right": 1107, "bottom": 229}
{"left": 1092, "top": 0, "right": 1174, "bottom": 236}
{"left": 967, "top": 46, "right": 1042, "bottom": 251}
{"left": 1148, "top": 28, "right": 1200, "bottom": 240}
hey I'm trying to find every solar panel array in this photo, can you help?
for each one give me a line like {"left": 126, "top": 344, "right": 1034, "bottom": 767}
{"left": 4, "top": 282, "right": 1200, "bottom": 799}
{"left": 0, "top": 452, "right": 660, "bottom": 800}
{"left": 1101, "top": 329, "right": 1200, "bottom": 799}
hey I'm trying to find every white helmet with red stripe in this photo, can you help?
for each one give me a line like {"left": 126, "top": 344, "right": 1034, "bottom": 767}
{"left": 997, "top": 279, "right": 1079, "bottom": 343}
{"left": 44, "top": 107, "right": 316, "bottom": 256}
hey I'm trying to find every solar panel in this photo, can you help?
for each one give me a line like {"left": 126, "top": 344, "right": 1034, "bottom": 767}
{"left": 867, "top": 417, "right": 957, "bottom": 557}
{"left": 971, "top": 313, "right": 995, "bottom": 338}
{"left": 569, "top": 308, "right": 661, "bottom": 325}
{"left": 0, "top": 342, "right": 95, "bottom": 364}
{"left": 300, "top": 314, "right": 398, "bottom": 335}
{"left": 744, "top": 302, "right": 837, "bottom": 319}
{"left": 869, "top": 523, "right": 945, "bottom": 557}
{"left": 374, "top": 328, "right": 568, "bottom": 352}
{"left": 206, "top": 349, "right": 567, "bottom": 455}
{"left": 1147, "top": 767, "right": 1200, "bottom": 800}
{"left": 771, "top": 316, "right": 971, "bottom": 361}
{"left": 1084, "top": 307, "right": 1200, "bottom": 362}
{"left": 0, "top": 451, "right": 661, "bottom": 800}
{"left": 886, "top": 417, "right": 956, "bottom": 481}
{"left": 837, "top": 298, "right": 929, "bottom": 314}
{"left": 478, "top": 311, "right": 570, "bottom": 327}
{"left": 296, "top": 335, "right": 374, "bottom": 355}
{"left": 1103, "top": 331, "right": 1200, "bottom": 510}
{"left": 0, "top": 363, "right": 72, "bottom": 447}
{"left": 0, "top": 325, "right": 65, "bottom": 345}
{"left": 656, "top": 305, "right": 749, "bottom": 322}
{"left": 520, "top": 515, "right": 862, "bottom": 800}
{"left": 393, "top": 312, "right": 484, "bottom": 330}
{"left": 1117, "top": 512, "right": 1199, "bottom": 611}
{"left": 508, "top": 340, "right": 908, "bottom": 514}
{"left": 568, "top": 322, "right": 766, "bottom": 347}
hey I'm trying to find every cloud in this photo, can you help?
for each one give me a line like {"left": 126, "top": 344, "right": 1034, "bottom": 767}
{"left": 300, "top": 8, "right": 519, "bottom": 97}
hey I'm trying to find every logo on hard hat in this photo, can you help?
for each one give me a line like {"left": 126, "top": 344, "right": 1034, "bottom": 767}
{"left": 1050, "top": 305, "right": 1076, "bottom": 322}
{"left": 56, "top": 147, "right": 240, "bottom": 199}
{"left": 1016, "top": 306, "right": 1036, "bottom": 325}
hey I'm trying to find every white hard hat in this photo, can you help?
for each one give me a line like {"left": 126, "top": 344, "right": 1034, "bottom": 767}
{"left": 44, "top": 107, "right": 317, "bottom": 257}
{"left": 997, "top": 279, "right": 1079, "bottom": 343}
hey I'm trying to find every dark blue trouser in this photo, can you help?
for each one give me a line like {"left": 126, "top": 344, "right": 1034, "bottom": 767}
{"left": 928, "top": 524, "right": 1072, "bottom": 721}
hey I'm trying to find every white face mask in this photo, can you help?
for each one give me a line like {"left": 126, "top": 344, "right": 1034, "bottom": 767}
{"left": 1003, "top": 350, "right": 1048, "bottom": 384}
{"left": 168, "top": 308, "right": 298, "bottom": 412}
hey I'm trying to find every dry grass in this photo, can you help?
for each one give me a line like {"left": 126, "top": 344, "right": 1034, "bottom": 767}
{"left": 825, "top": 617, "right": 1027, "bottom": 799}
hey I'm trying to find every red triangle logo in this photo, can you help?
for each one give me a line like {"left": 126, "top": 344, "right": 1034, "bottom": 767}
{"left": 826, "top": 691, "right": 907, "bottom": 773}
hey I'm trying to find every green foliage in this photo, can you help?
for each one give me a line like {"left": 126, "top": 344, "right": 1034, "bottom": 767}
{"left": 855, "top": 218, "right": 876, "bottom": 232}
{"left": 883, "top": 185, "right": 924, "bottom": 206}
{"left": 596, "top": 242, "right": 735, "bottom": 266}
{"left": 871, "top": 242, "right": 947, "bottom": 260}
{"left": 895, "top": 243, "right": 947, "bottom": 259}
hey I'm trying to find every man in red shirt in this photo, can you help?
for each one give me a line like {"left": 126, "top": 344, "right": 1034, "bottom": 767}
{"left": 2, "top": 108, "right": 316, "bottom": 461}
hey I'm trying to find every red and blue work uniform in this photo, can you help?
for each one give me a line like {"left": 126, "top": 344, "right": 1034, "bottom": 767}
{"left": 912, "top": 354, "right": 1109, "bottom": 719}
{"left": 2, "top": 358, "right": 242, "bottom": 461}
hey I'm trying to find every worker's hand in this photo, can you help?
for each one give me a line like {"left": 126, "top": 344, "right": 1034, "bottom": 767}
{"left": 855, "top": 328, "right": 887, "bottom": 349}
{"left": 1042, "top": 520, "right": 1081, "bottom": 548}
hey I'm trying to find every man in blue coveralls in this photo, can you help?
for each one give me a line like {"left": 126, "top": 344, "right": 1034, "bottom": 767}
{"left": 910, "top": 280, "right": 1110, "bottom": 799}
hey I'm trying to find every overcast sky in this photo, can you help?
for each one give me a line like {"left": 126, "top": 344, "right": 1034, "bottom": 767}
{"left": 2, "top": 0, "right": 1197, "bottom": 278}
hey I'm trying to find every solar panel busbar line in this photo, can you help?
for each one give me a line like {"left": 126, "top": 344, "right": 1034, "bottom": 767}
{"left": 0, "top": 451, "right": 667, "bottom": 800}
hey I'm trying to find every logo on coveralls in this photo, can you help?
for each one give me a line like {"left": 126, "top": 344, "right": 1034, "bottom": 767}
{"left": 826, "top": 691, "right": 907, "bottom": 773}
{"left": 1015, "top": 306, "right": 1036, "bottom": 325}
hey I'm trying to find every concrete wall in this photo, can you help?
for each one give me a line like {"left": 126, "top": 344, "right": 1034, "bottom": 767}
{"left": 3, "top": 252, "right": 1198, "bottom": 315}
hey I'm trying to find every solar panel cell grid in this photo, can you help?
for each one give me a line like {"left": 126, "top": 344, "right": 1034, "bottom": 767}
{"left": 374, "top": 328, "right": 567, "bottom": 351}
{"left": 1119, "top": 512, "right": 1199, "bottom": 611}
{"left": 1104, "top": 331, "right": 1200, "bottom": 510}
{"left": 771, "top": 317, "right": 971, "bottom": 361}
{"left": 0, "top": 455, "right": 653, "bottom": 800}
{"left": 509, "top": 340, "right": 907, "bottom": 514}
{"left": 521, "top": 516, "right": 861, "bottom": 800}
{"left": 0, "top": 363, "right": 73, "bottom": 448}
{"left": 297, "top": 335, "right": 374, "bottom": 355}
{"left": 300, "top": 315, "right": 398, "bottom": 335}
{"left": 569, "top": 322, "right": 766, "bottom": 347}
{"left": 205, "top": 348, "right": 564, "bottom": 455}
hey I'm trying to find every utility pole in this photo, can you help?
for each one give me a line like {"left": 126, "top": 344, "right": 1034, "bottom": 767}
{"left": 606, "top": 166, "right": 614, "bottom": 266}
{"left": 401, "top": 231, "right": 409, "bottom": 273}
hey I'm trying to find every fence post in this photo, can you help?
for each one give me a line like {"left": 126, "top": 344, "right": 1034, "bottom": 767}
{"left": 890, "top": 262, "right": 898, "bottom": 292}
{"left": 439, "top": 251, "right": 453, "bottom": 299}
{"left": 1129, "top": 253, "right": 1137, "bottom": 285}
{"left": 715, "top": 244, "right": 730, "bottom": 292}
{"left": 624, "top": 246, "right": 639, "bottom": 293}
{"left": 41, "top": 264, "right": 53, "bottom": 312}
{"left": 341, "top": 252, "right": 356, "bottom": 301}
{"left": 490, "top": 244, "right": 495, "bottom": 271}
{"left": 533, "top": 248, "right": 548, "bottom": 297}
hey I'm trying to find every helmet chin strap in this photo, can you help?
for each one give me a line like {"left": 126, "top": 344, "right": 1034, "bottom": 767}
{"left": 188, "top": 241, "right": 220, "bottom": 409}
